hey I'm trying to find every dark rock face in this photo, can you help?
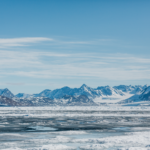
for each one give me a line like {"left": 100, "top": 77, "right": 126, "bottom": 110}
{"left": 62, "top": 95, "right": 97, "bottom": 106}
{"left": 15, "top": 97, "right": 55, "bottom": 106}
{"left": 0, "top": 95, "right": 96, "bottom": 106}
{"left": 34, "top": 84, "right": 99, "bottom": 99}
{"left": 113, "top": 85, "right": 145, "bottom": 94}
{"left": 0, "top": 96, "right": 55, "bottom": 106}
{"left": 140, "top": 93, "right": 150, "bottom": 101}
{"left": 139, "top": 86, "right": 150, "bottom": 101}
{"left": 113, "top": 85, "right": 131, "bottom": 92}
{"left": 1, "top": 84, "right": 149, "bottom": 106}
{"left": 97, "top": 86, "right": 113, "bottom": 96}
{"left": 0, "top": 96, "right": 22, "bottom": 106}
{"left": 34, "top": 84, "right": 146, "bottom": 100}
{"left": 14, "top": 84, "right": 148, "bottom": 100}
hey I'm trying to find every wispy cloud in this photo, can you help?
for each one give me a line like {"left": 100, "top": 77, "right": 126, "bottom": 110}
{"left": 6, "top": 82, "right": 25, "bottom": 86}
{"left": 4, "top": 67, "right": 150, "bottom": 80}
{"left": 0, "top": 37, "right": 53, "bottom": 47}
{"left": 0, "top": 37, "right": 115, "bottom": 49}
{"left": 54, "top": 38, "right": 114, "bottom": 46}
{"left": 0, "top": 50, "right": 69, "bottom": 68}
{"left": 0, "top": 50, "right": 150, "bottom": 81}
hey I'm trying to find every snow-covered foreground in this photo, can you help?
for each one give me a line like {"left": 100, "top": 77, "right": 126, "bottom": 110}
{"left": 0, "top": 106, "right": 150, "bottom": 150}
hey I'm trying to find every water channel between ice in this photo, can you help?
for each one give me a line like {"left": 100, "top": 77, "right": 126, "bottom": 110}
{"left": 0, "top": 106, "right": 150, "bottom": 150}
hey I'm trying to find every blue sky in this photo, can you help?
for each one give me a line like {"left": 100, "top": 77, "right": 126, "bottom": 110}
{"left": 0, "top": 0, "right": 150, "bottom": 94}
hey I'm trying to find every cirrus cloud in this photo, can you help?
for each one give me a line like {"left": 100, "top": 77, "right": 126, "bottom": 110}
{"left": 0, "top": 37, "right": 53, "bottom": 47}
{"left": 0, "top": 50, "right": 150, "bottom": 81}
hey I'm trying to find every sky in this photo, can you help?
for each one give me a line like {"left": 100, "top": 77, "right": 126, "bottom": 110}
{"left": 0, "top": 0, "right": 150, "bottom": 94}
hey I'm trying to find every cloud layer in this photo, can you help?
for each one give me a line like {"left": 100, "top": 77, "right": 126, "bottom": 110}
{"left": 0, "top": 37, "right": 53, "bottom": 47}
{"left": 0, "top": 37, "right": 149, "bottom": 86}
{"left": 0, "top": 49, "right": 150, "bottom": 81}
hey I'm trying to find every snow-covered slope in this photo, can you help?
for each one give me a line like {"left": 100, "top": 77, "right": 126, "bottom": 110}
{"left": 2, "top": 84, "right": 149, "bottom": 106}
{"left": 15, "top": 84, "right": 148, "bottom": 101}
{"left": 96, "top": 85, "right": 124, "bottom": 96}
{"left": 113, "top": 85, "right": 146, "bottom": 94}
{"left": 33, "top": 84, "right": 138, "bottom": 100}
{"left": 34, "top": 84, "right": 100, "bottom": 99}
{"left": 15, "top": 93, "right": 33, "bottom": 98}
{"left": 118, "top": 86, "right": 150, "bottom": 104}
{"left": 56, "top": 95, "right": 97, "bottom": 106}
{"left": 139, "top": 86, "right": 150, "bottom": 101}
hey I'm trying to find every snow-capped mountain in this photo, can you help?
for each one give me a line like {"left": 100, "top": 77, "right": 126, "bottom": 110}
{"left": 0, "top": 88, "right": 14, "bottom": 99}
{"left": 1, "top": 84, "right": 149, "bottom": 106}
{"left": 139, "top": 86, "right": 150, "bottom": 101}
{"left": 57, "top": 95, "right": 97, "bottom": 106}
{"left": 96, "top": 85, "right": 124, "bottom": 96}
{"left": 32, "top": 84, "right": 132, "bottom": 100}
{"left": 35, "top": 89, "right": 52, "bottom": 97}
{"left": 15, "top": 93, "right": 33, "bottom": 98}
{"left": 113, "top": 85, "right": 147, "bottom": 94}
{"left": 15, "top": 84, "right": 148, "bottom": 100}
{"left": 34, "top": 84, "right": 99, "bottom": 99}
{"left": 118, "top": 86, "right": 150, "bottom": 104}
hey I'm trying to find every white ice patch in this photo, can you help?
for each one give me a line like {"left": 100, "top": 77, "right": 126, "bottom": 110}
{"left": 54, "top": 130, "right": 87, "bottom": 135}
{"left": 41, "top": 144, "right": 75, "bottom": 150}
{"left": 29, "top": 126, "right": 57, "bottom": 131}
{"left": 1, "top": 148, "right": 23, "bottom": 150}
{"left": 78, "top": 131, "right": 150, "bottom": 149}
{"left": 48, "top": 136, "right": 72, "bottom": 143}
{"left": 0, "top": 106, "right": 150, "bottom": 111}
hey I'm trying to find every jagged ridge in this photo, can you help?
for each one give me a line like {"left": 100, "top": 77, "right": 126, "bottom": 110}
{"left": 0, "top": 84, "right": 149, "bottom": 106}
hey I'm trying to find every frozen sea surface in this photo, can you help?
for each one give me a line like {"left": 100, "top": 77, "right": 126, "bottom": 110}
{"left": 0, "top": 106, "right": 150, "bottom": 150}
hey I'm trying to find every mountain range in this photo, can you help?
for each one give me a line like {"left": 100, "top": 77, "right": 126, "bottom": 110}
{"left": 0, "top": 84, "right": 149, "bottom": 106}
{"left": 118, "top": 86, "right": 150, "bottom": 104}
